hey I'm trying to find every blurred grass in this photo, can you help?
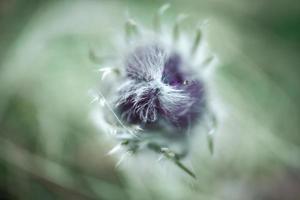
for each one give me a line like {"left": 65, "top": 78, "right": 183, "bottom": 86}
{"left": 0, "top": 0, "right": 300, "bottom": 199}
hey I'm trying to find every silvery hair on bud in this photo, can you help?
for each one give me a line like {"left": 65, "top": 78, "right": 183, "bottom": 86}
{"left": 116, "top": 44, "right": 206, "bottom": 134}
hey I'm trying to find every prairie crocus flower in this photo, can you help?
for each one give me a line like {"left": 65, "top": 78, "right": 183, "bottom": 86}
{"left": 117, "top": 44, "right": 205, "bottom": 134}
{"left": 91, "top": 4, "right": 217, "bottom": 178}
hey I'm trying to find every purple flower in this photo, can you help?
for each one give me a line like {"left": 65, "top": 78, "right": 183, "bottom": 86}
{"left": 116, "top": 44, "right": 206, "bottom": 134}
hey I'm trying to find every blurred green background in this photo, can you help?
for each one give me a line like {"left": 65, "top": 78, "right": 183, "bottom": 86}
{"left": 0, "top": 0, "right": 299, "bottom": 199}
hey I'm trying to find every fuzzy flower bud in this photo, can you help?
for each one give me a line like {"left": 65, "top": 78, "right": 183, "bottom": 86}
{"left": 91, "top": 4, "right": 218, "bottom": 178}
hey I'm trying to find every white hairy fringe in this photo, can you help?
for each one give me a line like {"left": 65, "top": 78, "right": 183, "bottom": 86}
{"left": 125, "top": 44, "right": 167, "bottom": 81}
{"left": 116, "top": 79, "right": 191, "bottom": 123}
